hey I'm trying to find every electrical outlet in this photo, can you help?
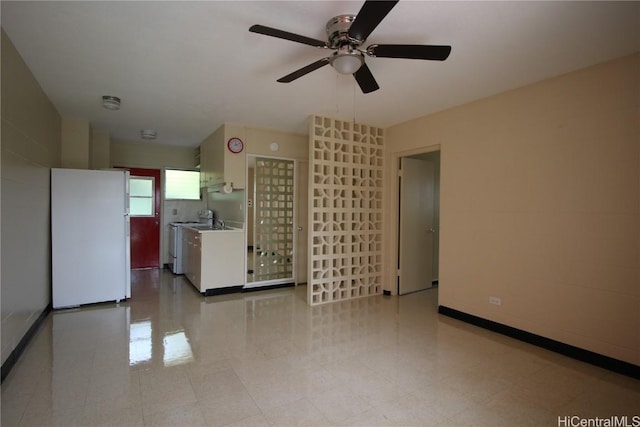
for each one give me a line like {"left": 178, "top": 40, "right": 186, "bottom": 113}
{"left": 489, "top": 296, "right": 502, "bottom": 306}
{"left": 172, "top": 208, "right": 178, "bottom": 215}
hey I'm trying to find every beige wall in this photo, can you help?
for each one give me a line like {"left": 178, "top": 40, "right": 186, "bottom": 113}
{"left": 91, "top": 129, "right": 111, "bottom": 170}
{"left": 385, "top": 53, "right": 640, "bottom": 365}
{"left": 245, "top": 126, "right": 308, "bottom": 160}
{"left": 111, "top": 140, "right": 197, "bottom": 169}
{"left": 1, "top": 30, "right": 61, "bottom": 365}
{"left": 208, "top": 190, "right": 245, "bottom": 224}
{"left": 61, "top": 117, "right": 90, "bottom": 169}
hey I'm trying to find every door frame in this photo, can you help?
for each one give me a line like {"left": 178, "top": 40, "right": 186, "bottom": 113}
{"left": 115, "top": 166, "right": 162, "bottom": 269}
{"left": 388, "top": 145, "right": 441, "bottom": 296}
{"left": 244, "top": 154, "right": 298, "bottom": 289}
{"left": 398, "top": 157, "right": 436, "bottom": 295}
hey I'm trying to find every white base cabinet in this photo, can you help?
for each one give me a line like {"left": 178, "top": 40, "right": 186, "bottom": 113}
{"left": 182, "top": 228, "right": 245, "bottom": 294}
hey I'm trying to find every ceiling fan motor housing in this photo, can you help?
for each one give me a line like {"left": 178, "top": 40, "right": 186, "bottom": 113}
{"left": 326, "top": 15, "right": 360, "bottom": 48}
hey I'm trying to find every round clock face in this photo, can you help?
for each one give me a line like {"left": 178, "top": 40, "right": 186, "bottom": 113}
{"left": 227, "top": 137, "right": 244, "bottom": 153}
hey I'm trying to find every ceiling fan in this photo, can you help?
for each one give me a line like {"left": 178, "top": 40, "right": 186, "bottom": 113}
{"left": 249, "top": 0, "right": 451, "bottom": 94}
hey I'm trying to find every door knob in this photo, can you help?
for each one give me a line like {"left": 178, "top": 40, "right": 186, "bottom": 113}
{"left": 298, "top": 226, "right": 303, "bottom": 231}
{"left": 427, "top": 228, "right": 435, "bottom": 233}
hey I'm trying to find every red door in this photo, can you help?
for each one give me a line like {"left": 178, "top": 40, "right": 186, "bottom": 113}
{"left": 119, "top": 167, "right": 161, "bottom": 269}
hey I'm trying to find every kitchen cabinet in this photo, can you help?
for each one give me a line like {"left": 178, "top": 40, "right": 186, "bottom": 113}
{"left": 199, "top": 124, "right": 245, "bottom": 189}
{"left": 197, "top": 144, "right": 208, "bottom": 188}
{"left": 199, "top": 127, "right": 218, "bottom": 188}
{"left": 182, "top": 227, "right": 245, "bottom": 295}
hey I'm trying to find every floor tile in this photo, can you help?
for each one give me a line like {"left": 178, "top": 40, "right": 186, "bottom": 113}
{"left": 198, "top": 389, "right": 262, "bottom": 427}
{"left": 190, "top": 368, "right": 248, "bottom": 404}
{"left": 307, "top": 383, "right": 374, "bottom": 425}
{"left": 143, "top": 402, "right": 206, "bottom": 426}
{"left": 262, "top": 397, "right": 331, "bottom": 426}
{"left": 221, "top": 413, "right": 271, "bottom": 427}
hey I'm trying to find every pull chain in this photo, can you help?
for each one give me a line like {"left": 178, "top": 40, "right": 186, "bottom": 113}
{"left": 353, "top": 80, "right": 356, "bottom": 126}
{"left": 335, "top": 73, "right": 340, "bottom": 114}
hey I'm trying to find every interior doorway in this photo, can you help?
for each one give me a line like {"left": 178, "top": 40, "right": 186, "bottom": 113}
{"left": 117, "top": 167, "right": 161, "bottom": 269}
{"left": 397, "top": 150, "right": 440, "bottom": 295}
{"left": 245, "top": 155, "right": 296, "bottom": 289}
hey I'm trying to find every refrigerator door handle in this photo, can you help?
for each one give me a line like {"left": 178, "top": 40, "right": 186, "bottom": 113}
{"left": 125, "top": 214, "right": 131, "bottom": 299}
{"left": 124, "top": 171, "right": 130, "bottom": 214}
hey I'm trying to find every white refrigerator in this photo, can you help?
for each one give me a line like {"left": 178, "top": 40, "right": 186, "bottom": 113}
{"left": 51, "top": 168, "right": 131, "bottom": 309}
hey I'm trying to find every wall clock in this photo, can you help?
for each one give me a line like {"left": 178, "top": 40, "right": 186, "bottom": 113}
{"left": 227, "top": 137, "right": 244, "bottom": 154}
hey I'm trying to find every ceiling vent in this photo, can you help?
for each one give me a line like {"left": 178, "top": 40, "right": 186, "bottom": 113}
{"left": 102, "top": 95, "right": 121, "bottom": 110}
{"left": 141, "top": 129, "right": 157, "bottom": 140}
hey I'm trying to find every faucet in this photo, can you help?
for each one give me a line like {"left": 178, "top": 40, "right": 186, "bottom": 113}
{"left": 216, "top": 219, "right": 225, "bottom": 230}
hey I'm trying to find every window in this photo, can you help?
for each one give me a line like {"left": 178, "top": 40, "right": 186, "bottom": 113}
{"left": 165, "top": 169, "right": 200, "bottom": 200}
{"left": 130, "top": 177, "right": 154, "bottom": 216}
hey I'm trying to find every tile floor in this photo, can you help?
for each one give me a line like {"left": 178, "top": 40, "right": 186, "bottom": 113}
{"left": 2, "top": 269, "right": 639, "bottom": 426}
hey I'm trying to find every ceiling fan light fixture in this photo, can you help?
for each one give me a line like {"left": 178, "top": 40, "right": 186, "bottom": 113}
{"left": 140, "top": 129, "right": 157, "bottom": 140}
{"left": 102, "top": 95, "right": 121, "bottom": 110}
{"left": 330, "top": 50, "right": 364, "bottom": 75}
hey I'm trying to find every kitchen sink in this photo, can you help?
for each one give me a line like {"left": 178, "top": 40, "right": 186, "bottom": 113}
{"left": 189, "top": 224, "right": 236, "bottom": 231}
{"left": 189, "top": 225, "right": 214, "bottom": 230}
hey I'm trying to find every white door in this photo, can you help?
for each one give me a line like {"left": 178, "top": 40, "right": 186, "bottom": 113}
{"left": 399, "top": 157, "right": 435, "bottom": 295}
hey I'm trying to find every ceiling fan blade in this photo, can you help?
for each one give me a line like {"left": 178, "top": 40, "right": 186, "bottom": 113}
{"left": 353, "top": 63, "right": 380, "bottom": 93}
{"left": 348, "top": 0, "right": 398, "bottom": 42}
{"left": 367, "top": 44, "right": 452, "bottom": 61}
{"left": 249, "top": 24, "right": 328, "bottom": 48}
{"left": 277, "top": 58, "right": 331, "bottom": 83}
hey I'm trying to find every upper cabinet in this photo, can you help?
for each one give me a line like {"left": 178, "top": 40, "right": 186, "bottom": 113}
{"left": 200, "top": 124, "right": 246, "bottom": 190}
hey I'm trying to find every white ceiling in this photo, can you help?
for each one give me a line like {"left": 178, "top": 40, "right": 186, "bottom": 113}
{"left": 2, "top": 1, "right": 638, "bottom": 148}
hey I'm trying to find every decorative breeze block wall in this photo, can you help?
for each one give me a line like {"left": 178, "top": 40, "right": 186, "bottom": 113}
{"left": 308, "top": 115, "right": 384, "bottom": 305}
